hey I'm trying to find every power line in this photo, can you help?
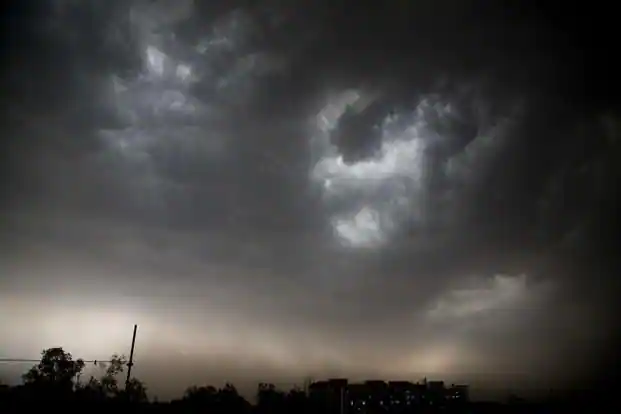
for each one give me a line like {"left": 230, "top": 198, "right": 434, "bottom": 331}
{"left": 1, "top": 323, "right": 139, "bottom": 370}
{"left": 0, "top": 358, "right": 117, "bottom": 364}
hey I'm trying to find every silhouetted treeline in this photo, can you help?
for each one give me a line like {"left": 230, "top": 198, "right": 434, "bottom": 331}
{"left": 0, "top": 347, "right": 602, "bottom": 413}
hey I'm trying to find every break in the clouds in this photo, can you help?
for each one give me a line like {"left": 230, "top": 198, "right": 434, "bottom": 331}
{"left": 1, "top": 0, "right": 620, "bottom": 400}
{"left": 310, "top": 88, "right": 520, "bottom": 249}
{"left": 311, "top": 89, "right": 425, "bottom": 248}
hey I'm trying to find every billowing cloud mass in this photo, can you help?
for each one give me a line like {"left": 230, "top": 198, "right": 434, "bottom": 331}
{"left": 1, "top": 0, "right": 620, "bottom": 401}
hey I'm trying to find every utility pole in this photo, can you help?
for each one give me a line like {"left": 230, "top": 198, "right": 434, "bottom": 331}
{"left": 125, "top": 324, "right": 138, "bottom": 392}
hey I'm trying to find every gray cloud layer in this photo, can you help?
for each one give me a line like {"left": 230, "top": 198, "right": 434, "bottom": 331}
{"left": 1, "top": 0, "right": 620, "bottom": 400}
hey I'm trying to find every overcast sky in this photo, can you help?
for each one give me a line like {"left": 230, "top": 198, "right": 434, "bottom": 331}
{"left": 1, "top": 0, "right": 620, "bottom": 401}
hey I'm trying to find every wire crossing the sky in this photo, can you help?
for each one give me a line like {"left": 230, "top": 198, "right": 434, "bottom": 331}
{"left": 0, "top": 358, "right": 117, "bottom": 364}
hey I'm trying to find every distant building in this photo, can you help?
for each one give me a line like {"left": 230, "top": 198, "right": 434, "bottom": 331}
{"left": 426, "top": 380, "right": 446, "bottom": 405}
{"left": 387, "top": 381, "right": 425, "bottom": 406}
{"left": 328, "top": 378, "right": 348, "bottom": 390}
{"left": 347, "top": 383, "right": 368, "bottom": 412}
{"left": 311, "top": 377, "right": 469, "bottom": 412}
{"left": 448, "top": 384, "right": 470, "bottom": 403}
{"left": 308, "top": 381, "right": 330, "bottom": 407}
{"left": 427, "top": 380, "right": 445, "bottom": 390}
{"left": 346, "top": 381, "right": 388, "bottom": 412}
{"left": 309, "top": 379, "right": 347, "bottom": 414}
{"left": 308, "top": 380, "right": 329, "bottom": 395}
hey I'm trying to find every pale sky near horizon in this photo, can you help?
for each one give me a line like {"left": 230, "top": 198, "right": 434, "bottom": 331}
{"left": 1, "top": 0, "right": 620, "bottom": 401}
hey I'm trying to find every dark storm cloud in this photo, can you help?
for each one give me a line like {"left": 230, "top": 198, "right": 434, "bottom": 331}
{"left": 2, "top": 0, "right": 620, "bottom": 399}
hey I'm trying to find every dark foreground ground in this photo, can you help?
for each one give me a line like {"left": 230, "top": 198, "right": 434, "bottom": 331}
{"left": 1, "top": 383, "right": 617, "bottom": 414}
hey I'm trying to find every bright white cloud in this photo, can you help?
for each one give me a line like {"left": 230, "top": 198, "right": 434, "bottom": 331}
{"left": 175, "top": 64, "right": 192, "bottom": 82}
{"left": 310, "top": 91, "right": 432, "bottom": 248}
{"left": 313, "top": 136, "right": 426, "bottom": 188}
{"left": 145, "top": 45, "right": 167, "bottom": 77}
{"left": 310, "top": 88, "right": 521, "bottom": 249}
{"left": 315, "top": 90, "right": 362, "bottom": 134}
{"left": 332, "top": 207, "right": 387, "bottom": 248}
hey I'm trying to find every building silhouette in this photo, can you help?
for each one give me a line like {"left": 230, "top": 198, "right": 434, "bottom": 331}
{"left": 309, "top": 377, "right": 470, "bottom": 413}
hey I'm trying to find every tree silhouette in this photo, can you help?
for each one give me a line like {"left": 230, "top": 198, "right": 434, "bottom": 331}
{"left": 285, "top": 386, "right": 309, "bottom": 413}
{"left": 121, "top": 377, "right": 148, "bottom": 403}
{"left": 185, "top": 384, "right": 218, "bottom": 399}
{"left": 219, "top": 383, "right": 250, "bottom": 413}
{"left": 183, "top": 385, "right": 219, "bottom": 412}
{"left": 185, "top": 385, "right": 218, "bottom": 401}
{"left": 75, "top": 353, "right": 147, "bottom": 403}
{"left": 22, "top": 347, "right": 85, "bottom": 391}
{"left": 78, "top": 353, "right": 127, "bottom": 399}
{"left": 256, "top": 382, "right": 286, "bottom": 413}
{"left": 255, "top": 383, "right": 312, "bottom": 414}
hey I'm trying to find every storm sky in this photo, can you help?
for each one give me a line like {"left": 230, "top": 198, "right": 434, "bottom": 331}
{"left": 1, "top": 0, "right": 620, "bottom": 400}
